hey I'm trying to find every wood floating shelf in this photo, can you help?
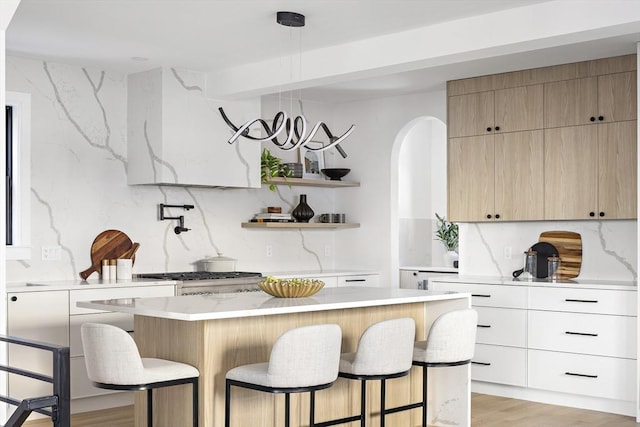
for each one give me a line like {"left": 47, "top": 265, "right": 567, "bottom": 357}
{"left": 241, "top": 222, "right": 360, "bottom": 229}
{"left": 264, "top": 177, "right": 359, "bottom": 188}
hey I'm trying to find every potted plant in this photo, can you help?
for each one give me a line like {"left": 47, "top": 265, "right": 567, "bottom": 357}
{"left": 261, "top": 149, "right": 292, "bottom": 191}
{"left": 434, "top": 213, "right": 459, "bottom": 267}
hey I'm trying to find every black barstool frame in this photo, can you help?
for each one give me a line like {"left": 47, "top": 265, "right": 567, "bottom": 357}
{"left": 225, "top": 378, "right": 334, "bottom": 427}
{"left": 385, "top": 359, "right": 471, "bottom": 427}
{"left": 315, "top": 369, "right": 410, "bottom": 427}
{"left": 93, "top": 376, "right": 199, "bottom": 427}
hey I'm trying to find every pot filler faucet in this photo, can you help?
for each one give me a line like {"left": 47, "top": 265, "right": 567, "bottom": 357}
{"left": 159, "top": 203, "right": 194, "bottom": 234}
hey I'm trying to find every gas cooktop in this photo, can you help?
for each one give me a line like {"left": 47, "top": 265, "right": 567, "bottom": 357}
{"left": 135, "top": 271, "right": 262, "bottom": 281}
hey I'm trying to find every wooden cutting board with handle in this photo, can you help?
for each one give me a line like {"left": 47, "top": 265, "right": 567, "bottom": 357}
{"left": 79, "top": 230, "right": 137, "bottom": 280}
{"left": 538, "top": 231, "right": 582, "bottom": 279}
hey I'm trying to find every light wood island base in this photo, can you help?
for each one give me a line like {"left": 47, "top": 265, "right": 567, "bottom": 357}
{"left": 133, "top": 298, "right": 470, "bottom": 427}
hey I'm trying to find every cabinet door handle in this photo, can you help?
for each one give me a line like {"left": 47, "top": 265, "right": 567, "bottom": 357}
{"left": 599, "top": 211, "right": 605, "bottom": 217}
{"left": 565, "top": 298, "right": 598, "bottom": 303}
{"left": 494, "top": 126, "right": 500, "bottom": 131}
{"left": 486, "top": 214, "right": 492, "bottom": 219}
{"left": 565, "top": 331, "right": 598, "bottom": 337}
{"left": 590, "top": 116, "right": 596, "bottom": 122}
{"left": 344, "top": 279, "right": 366, "bottom": 282}
{"left": 10, "top": 296, "right": 17, "bottom": 302}
{"left": 589, "top": 211, "right": 595, "bottom": 217}
{"left": 477, "top": 324, "right": 491, "bottom": 328}
{"left": 126, "top": 330, "right": 135, "bottom": 334}
{"left": 598, "top": 116, "right": 604, "bottom": 121}
{"left": 472, "top": 294, "right": 491, "bottom": 298}
{"left": 472, "top": 361, "right": 491, "bottom": 366}
{"left": 486, "top": 127, "right": 492, "bottom": 132}
{"left": 565, "top": 372, "right": 598, "bottom": 379}
{"left": 495, "top": 214, "right": 500, "bottom": 219}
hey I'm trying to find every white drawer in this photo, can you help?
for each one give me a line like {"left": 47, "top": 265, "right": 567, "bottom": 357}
{"left": 70, "top": 356, "right": 123, "bottom": 399}
{"left": 528, "top": 349, "right": 636, "bottom": 401}
{"left": 431, "top": 282, "right": 526, "bottom": 309}
{"left": 528, "top": 287, "right": 636, "bottom": 316}
{"left": 528, "top": 310, "right": 636, "bottom": 358}
{"left": 69, "top": 312, "right": 133, "bottom": 357}
{"left": 338, "top": 275, "right": 379, "bottom": 287}
{"left": 471, "top": 344, "right": 526, "bottom": 386}
{"left": 475, "top": 306, "right": 526, "bottom": 347}
{"left": 70, "top": 285, "right": 175, "bottom": 314}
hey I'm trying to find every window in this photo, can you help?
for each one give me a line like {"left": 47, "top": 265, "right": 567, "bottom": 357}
{"left": 5, "top": 91, "right": 31, "bottom": 260}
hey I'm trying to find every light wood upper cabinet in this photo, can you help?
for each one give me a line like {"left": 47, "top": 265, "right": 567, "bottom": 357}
{"left": 598, "top": 121, "right": 637, "bottom": 219}
{"left": 448, "top": 135, "right": 494, "bottom": 222}
{"left": 598, "top": 71, "right": 637, "bottom": 123}
{"left": 494, "top": 131, "right": 544, "bottom": 221}
{"left": 448, "top": 85, "right": 543, "bottom": 138}
{"left": 494, "top": 85, "right": 544, "bottom": 133}
{"left": 544, "top": 72, "right": 636, "bottom": 128}
{"left": 544, "top": 77, "right": 597, "bottom": 128}
{"left": 448, "top": 131, "right": 544, "bottom": 222}
{"left": 448, "top": 91, "right": 494, "bottom": 138}
{"left": 449, "top": 55, "right": 637, "bottom": 222}
{"left": 544, "top": 126, "right": 598, "bottom": 220}
{"left": 544, "top": 122, "right": 636, "bottom": 220}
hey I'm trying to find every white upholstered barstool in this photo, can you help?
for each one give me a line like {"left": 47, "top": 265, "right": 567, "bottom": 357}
{"left": 225, "top": 324, "right": 342, "bottom": 427}
{"left": 317, "top": 317, "right": 416, "bottom": 427}
{"left": 387, "top": 308, "right": 478, "bottom": 427}
{"left": 81, "top": 323, "right": 199, "bottom": 427}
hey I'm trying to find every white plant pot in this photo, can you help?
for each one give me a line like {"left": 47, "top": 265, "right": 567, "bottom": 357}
{"left": 443, "top": 251, "right": 459, "bottom": 267}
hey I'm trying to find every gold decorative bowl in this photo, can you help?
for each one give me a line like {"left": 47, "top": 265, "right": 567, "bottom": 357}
{"left": 258, "top": 277, "right": 325, "bottom": 298}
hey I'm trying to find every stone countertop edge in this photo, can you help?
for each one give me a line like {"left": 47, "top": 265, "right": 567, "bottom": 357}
{"left": 428, "top": 275, "right": 637, "bottom": 290}
{"left": 76, "top": 287, "right": 470, "bottom": 322}
{"left": 6, "top": 278, "right": 180, "bottom": 293}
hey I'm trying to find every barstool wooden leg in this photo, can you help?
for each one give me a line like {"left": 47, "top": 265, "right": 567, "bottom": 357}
{"left": 147, "top": 389, "right": 153, "bottom": 427}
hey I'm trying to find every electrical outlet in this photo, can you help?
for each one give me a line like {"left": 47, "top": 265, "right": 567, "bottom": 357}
{"left": 324, "top": 245, "right": 331, "bottom": 257}
{"left": 504, "top": 246, "right": 512, "bottom": 260}
{"left": 41, "top": 245, "right": 61, "bottom": 261}
{"left": 266, "top": 245, "right": 273, "bottom": 257}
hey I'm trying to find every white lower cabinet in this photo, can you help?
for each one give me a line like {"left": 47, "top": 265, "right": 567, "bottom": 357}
{"left": 430, "top": 279, "right": 637, "bottom": 415}
{"left": 6, "top": 283, "right": 176, "bottom": 415}
{"left": 528, "top": 349, "right": 636, "bottom": 401}
{"left": 472, "top": 344, "right": 526, "bottom": 386}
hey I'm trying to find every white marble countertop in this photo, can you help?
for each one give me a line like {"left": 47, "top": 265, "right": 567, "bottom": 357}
{"left": 6, "top": 278, "right": 178, "bottom": 293}
{"left": 400, "top": 266, "right": 459, "bottom": 273}
{"left": 76, "top": 286, "right": 470, "bottom": 321}
{"left": 429, "top": 275, "right": 637, "bottom": 290}
{"left": 264, "top": 270, "right": 379, "bottom": 278}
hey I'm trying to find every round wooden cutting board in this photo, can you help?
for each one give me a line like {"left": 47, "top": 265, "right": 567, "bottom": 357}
{"left": 79, "top": 230, "right": 136, "bottom": 280}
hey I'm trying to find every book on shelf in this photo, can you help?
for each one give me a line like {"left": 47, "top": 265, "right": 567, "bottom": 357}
{"left": 253, "top": 213, "right": 293, "bottom": 219}
{"left": 249, "top": 218, "right": 295, "bottom": 223}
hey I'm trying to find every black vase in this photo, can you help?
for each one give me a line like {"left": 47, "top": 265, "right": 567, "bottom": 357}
{"left": 292, "top": 194, "right": 314, "bottom": 223}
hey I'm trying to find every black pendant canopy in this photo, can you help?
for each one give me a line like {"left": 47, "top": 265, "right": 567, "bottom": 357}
{"left": 277, "top": 11, "right": 305, "bottom": 27}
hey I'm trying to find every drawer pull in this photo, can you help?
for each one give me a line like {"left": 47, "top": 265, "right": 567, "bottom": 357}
{"left": 565, "top": 372, "right": 598, "bottom": 379}
{"left": 344, "top": 279, "right": 366, "bottom": 282}
{"left": 472, "top": 361, "right": 491, "bottom": 366}
{"left": 477, "top": 324, "right": 491, "bottom": 328}
{"left": 565, "top": 331, "right": 598, "bottom": 337}
{"left": 564, "top": 299, "right": 598, "bottom": 303}
{"left": 472, "top": 294, "right": 491, "bottom": 298}
{"left": 126, "top": 330, "right": 134, "bottom": 334}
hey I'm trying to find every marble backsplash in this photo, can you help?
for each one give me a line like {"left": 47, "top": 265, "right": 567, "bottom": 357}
{"left": 458, "top": 220, "right": 637, "bottom": 282}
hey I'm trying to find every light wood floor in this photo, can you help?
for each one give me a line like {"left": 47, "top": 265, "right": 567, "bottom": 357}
{"left": 22, "top": 393, "right": 640, "bottom": 426}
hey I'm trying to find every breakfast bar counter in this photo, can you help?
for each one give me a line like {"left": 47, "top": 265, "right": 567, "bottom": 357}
{"left": 78, "top": 287, "right": 471, "bottom": 427}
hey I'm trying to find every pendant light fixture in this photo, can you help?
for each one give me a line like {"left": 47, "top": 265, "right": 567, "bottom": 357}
{"left": 218, "top": 11, "right": 354, "bottom": 157}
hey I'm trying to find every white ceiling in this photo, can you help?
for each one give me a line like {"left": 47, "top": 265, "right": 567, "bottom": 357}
{"left": 5, "top": 0, "right": 640, "bottom": 103}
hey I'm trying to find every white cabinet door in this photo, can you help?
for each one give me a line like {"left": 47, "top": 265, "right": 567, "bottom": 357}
{"left": 430, "top": 281, "right": 527, "bottom": 308}
{"left": 475, "top": 307, "right": 526, "bottom": 347}
{"left": 528, "top": 286, "right": 636, "bottom": 315}
{"left": 7, "top": 291, "right": 69, "bottom": 403}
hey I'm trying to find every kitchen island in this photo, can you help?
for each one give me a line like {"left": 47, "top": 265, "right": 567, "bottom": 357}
{"left": 78, "top": 286, "right": 471, "bottom": 427}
